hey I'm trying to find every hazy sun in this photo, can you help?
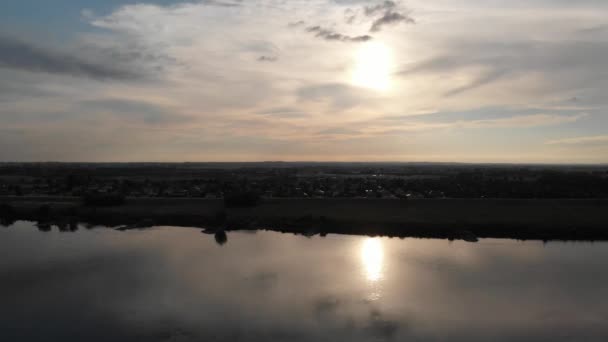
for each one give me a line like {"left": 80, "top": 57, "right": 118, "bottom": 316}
{"left": 351, "top": 42, "right": 393, "bottom": 91}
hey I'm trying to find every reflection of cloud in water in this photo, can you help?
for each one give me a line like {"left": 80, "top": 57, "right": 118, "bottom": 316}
{"left": 312, "top": 295, "right": 402, "bottom": 340}
{"left": 245, "top": 271, "right": 279, "bottom": 291}
{"left": 365, "top": 309, "right": 400, "bottom": 340}
{"left": 314, "top": 296, "right": 341, "bottom": 317}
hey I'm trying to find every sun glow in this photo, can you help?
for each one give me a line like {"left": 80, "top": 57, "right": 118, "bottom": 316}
{"left": 351, "top": 42, "right": 393, "bottom": 91}
{"left": 361, "top": 237, "right": 384, "bottom": 282}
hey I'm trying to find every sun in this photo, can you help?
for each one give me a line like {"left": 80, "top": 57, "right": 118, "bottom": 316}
{"left": 351, "top": 42, "right": 393, "bottom": 91}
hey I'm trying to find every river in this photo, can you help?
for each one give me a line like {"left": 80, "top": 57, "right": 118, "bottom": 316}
{"left": 1, "top": 221, "right": 608, "bottom": 341}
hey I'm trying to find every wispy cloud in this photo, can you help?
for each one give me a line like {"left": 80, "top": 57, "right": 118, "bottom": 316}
{"left": 546, "top": 135, "right": 608, "bottom": 145}
{"left": 317, "top": 127, "right": 362, "bottom": 136}
{"left": 77, "top": 98, "right": 193, "bottom": 125}
{"left": 255, "top": 107, "right": 308, "bottom": 118}
{"left": 461, "top": 112, "right": 588, "bottom": 128}
{"left": 372, "top": 112, "right": 589, "bottom": 133}
{"left": 398, "top": 39, "right": 608, "bottom": 100}
{"left": 305, "top": 26, "right": 372, "bottom": 42}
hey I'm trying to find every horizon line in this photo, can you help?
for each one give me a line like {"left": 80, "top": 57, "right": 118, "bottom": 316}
{"left": 1, "top": 161, "right": 607, "bottom": 166}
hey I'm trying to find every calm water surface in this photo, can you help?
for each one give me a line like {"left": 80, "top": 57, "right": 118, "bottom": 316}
{"left": 2, "top": 221, "right": 608, "bottom": 341}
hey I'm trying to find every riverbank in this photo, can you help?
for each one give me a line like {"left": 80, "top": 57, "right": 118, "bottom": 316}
{"left": 1, "top": 196, "right": 608, "bottom": 241}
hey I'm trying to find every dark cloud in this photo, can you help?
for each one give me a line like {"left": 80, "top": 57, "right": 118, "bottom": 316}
{"left": 257, "top": 55, "right": 278, "bottom": 62}
{"left": 0, "top": 35, "right": 140, "bottom": 80}
{"left": 370, "top": 11, "right": 415, "bottom": 32}
{"left": 362, "top": 1, "right": 415, "bottom": 32}
{"left": 305, "top": 26, "right": 372, "bottom": 42}
{"left": 295, "top": 1, "right": 412, "bottom": 41}
{"left": 205, "top": 0, "right": 243, "bottom": 7}
{"left": 364, "top": 0, "right": 398, "bottom": 16}
{"left": 81, "top": 41, "right": 175, "bottom": 76}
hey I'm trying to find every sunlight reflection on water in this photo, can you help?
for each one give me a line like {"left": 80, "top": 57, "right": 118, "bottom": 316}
{"left": 360, "top": 237, "right": 384, "bottom": 300}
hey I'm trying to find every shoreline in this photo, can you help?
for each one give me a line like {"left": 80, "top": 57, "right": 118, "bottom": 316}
{"left": 2, "top": 197, "right": 608, "bottom": 241}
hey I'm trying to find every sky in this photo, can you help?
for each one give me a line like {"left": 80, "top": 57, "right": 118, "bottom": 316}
{"left": 1, "top": 0, "right": 608, "bottom": 163}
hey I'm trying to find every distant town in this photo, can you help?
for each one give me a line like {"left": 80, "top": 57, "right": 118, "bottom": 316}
{"left": 1, "top": 162, "right": 608, "bottom": 199}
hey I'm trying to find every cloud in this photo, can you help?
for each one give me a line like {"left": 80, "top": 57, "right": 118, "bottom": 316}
{"left": 344, "top": 8, "right": 358, "bottom": 25}
{"left": 461, "top": 112, "right": 588, "bottom": 128}
{"left": 576, "top": 25, "right": 608, "bottom": 36}
{"left": 317, "top": 127, "right": 362, "bottom": 136}
{"left": 78, "top": 98, "right": 193, "bottom": 125}
{"left": 444, "top": 68, "right": 510, "bottom": 96}
{"left": 399, "top": 39, "right": 608, "bottom": 100}
{"left": 363, "top": 1, "right": 414, "bottom": 32}
{"left": 297, "top": 83, "right": 373, "bottom": 109}
{"left": 204, "top": 0, "right": 243, "bottom": 8}
{"left": 363, "top": 1, "right": 398, "bottom": 17}
{"left": 546, "top": 135, "right": 608, "bottom": 145}
{"left": 287, "top": 20, "right": 306, "bottom": 28}
{"left": 256, "top": 107, "right": 308, "bottom": 118}
{"left": 373, "top": 111, "right": 589, "bottom": 133}
{"left": 305, "top": 26, "right": 372, "bottom": 42}
{"left": 0, "top": 35, "right": 139, "bottom": 80}
{"left": 370, "top": 11, "right": 415, "bottom": 32}
{"left": 337, "top": 1, "right": 415, "bottom": 32}
{"left": 258, "top": 55, "right": 278, "bottom": 62}
{"left": 1, "top": 0, "right": 606, "bottom": 163}
{"left": 0, "top": 71, "right": 59, "bottom": 101}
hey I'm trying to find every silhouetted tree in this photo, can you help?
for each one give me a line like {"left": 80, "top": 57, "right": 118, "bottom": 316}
{"left": 36, "top": 221, "right": 52, "bottom": 232}
{"left": 0, "top": 204, "right": 16, "bottom": 227}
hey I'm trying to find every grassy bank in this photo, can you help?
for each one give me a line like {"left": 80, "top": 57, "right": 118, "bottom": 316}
{"left": 1, "top": 196, "right": 607, "bottom": 240}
